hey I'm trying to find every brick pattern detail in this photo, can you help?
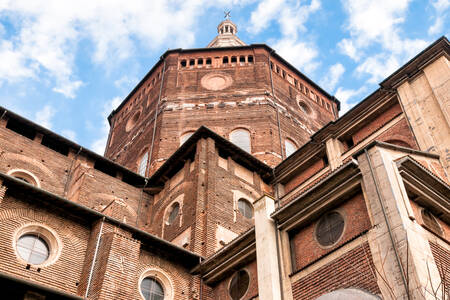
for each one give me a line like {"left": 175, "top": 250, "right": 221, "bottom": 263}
{"left": 291, "top": 242, "right": 380, "bottom": 300}
{"left": 429, "top": 242, "right": 450, "bottom": 298}
{"left": 351, "top": 102, "right": 403, "bottom": 146}
{"left": 290, "top": 193, "right": 371, "bottom": 271}
{"left": 105, "top": 48, "right": 336, "bottom": 173}
{"left": 138, "top": 249, "right": 194, "bottom": 299}
{"left": 0, "top": 179, "right": 6, "bottom": 204}
{"left": 284, "top": 158, "right": 326, "bottom": 195}
{"left": 0, "top": 193, "right": 89, "bottom": 296}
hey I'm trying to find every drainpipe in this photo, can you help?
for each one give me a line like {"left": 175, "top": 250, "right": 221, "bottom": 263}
{"left": 274, "top": 187, "right": 285, "bottom": 300}
{"left": 85, "top": 217, "right": 105, "bottom": 299}
{"left": 135, "top": 178, "right": 149, "bottom": 227}
{"left": 364, "top": 149, "right": 410, "bottom": 299}
{"left": 0, "top": 110, "right": 7, "bottom": 121}
{"left": 148, "top": 58, "right": 167, "bottom": 174}
{"left": 268, "top": 50, "right": 285, "bottom": 160}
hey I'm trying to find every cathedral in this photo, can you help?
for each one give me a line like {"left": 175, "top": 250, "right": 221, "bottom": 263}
{"left": 0, "top": 18, "right": 449, "bottom": 300}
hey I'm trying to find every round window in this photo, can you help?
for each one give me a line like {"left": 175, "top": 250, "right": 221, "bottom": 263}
{"left": 316, "top": 212, "right": 345, "bottom": 247}
{"left": 16, "top": 234, "right": 49, "bottom": 265}
{"left": 140, "top": 277, "right": 164, "bottom": 300}
{"left": 298, "top": 101, "right": 311, "bottom": 114}
{"left": 229, "top": 270, "right": 250, "bottom": 300}
{"left": 167, "top": 202, "right": 180, "bottom": 225}
{"left": 238, "top": 199, "right": 253, "bottom": 219}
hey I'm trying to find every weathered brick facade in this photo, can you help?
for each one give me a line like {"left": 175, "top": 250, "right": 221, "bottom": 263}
{"left": 0, "top": 23, "right": 448, "bottom": 300}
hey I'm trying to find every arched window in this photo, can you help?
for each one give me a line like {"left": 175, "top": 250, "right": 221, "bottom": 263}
{"left": 238, "top": 198, "right": 253, "bottom": 219}
{"left": 140, "top": 277, "right": 164, "bottom": 300}
{"left": 180, "top": 131, "right": 194, "bottom": 145}
{"left": 285, "top": 139, "right": 297, "bottom": 157}
{"left": 230, "top": 129, "right": 251, "bottom": 153}
{"left": 138, "top": 152, "right": 149, "bottom": 176}
{"left": 166, "top": 202, "right": 180, "bottom": 225}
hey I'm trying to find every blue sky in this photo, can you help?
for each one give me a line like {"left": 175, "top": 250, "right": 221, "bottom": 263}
{"left": 0, "top": 0, "right": 448, "bottom": 154}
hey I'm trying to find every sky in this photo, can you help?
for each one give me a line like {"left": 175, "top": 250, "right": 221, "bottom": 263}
{"left": 0, "top": 0, "right": 448, "bottom": 155}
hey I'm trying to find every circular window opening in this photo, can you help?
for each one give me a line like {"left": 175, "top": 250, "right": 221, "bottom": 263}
{"left": 14, "top": 224, "right": 61, "bottom": 267}
{"left": 140, "top": 277, "right": 164, "bottom": 300}
{"left": 229, "top": 270, "right": 250, "bottom": 300}
{"left": 16, "top": 234, "right": 49, "bottom": 265}
{"left": 125, "top": 111, "right": 141, "bottom": 132}
{"left": 167, "top": 202, "right": 180, "bottom": 225}
{"left": 298, "top": 101, "right": 311, "bottom": 114}
{"left": 238, "top": 198, "right": 253, "bottom": 219}
{"left": 316, "top": 211, "right": 345, "bottom": 247}
{"left": 421, "top": 209, "right": 443, "bottom": 236}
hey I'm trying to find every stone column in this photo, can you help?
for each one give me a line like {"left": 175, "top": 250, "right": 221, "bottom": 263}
{"left": 254, "top": 195, "right": 282, "bottom": 300}
{"left": 325, "top": 138, "right": 345, "bottom": 170}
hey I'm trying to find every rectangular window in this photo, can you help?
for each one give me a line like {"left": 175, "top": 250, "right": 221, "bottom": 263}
{"left": 138, "top": 152, "right": 149, "bottom": 176}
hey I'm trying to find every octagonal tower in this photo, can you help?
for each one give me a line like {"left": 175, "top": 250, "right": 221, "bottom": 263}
{"left": 105, "top": 19, "right": 340, "bottom": 176}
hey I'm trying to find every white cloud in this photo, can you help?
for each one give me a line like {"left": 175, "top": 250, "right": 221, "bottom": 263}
{"left": 34, "top": 105, "right": 56, "bottom": 129}
{"left": 335, "top": 86, "right": 366, "bottom": 114}
{"left": 319, "top": 63, "right": 345, "bottom": 92}
{"left": 114, "top": 75, "right": 138, "bottom": 90}
{"left": 91, "top": 96, "right": 122, "bottom": 154}
{"left": 0, "top": 0, "right": 252, "bottom": 99}
{"left": 428, "top": 0, "right": 449, "bottom": 35}
{"left": 338, "top": 0, "right": 429, "bottom": 83}
{"left": 337, "top": 39, "right": 359, "bottom": 61}
{"left": 249, "top": 0, "right": 322, "bottom": 72}
{"left": 52, "top": 80, "right": 83, "bottom": 98}
{"left": 273, "top": 38, "right": 319, "bottom": 73}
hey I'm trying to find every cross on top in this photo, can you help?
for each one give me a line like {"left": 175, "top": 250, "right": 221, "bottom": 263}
{"left": 224, "top": 10, "right": 231, "bottom": 19}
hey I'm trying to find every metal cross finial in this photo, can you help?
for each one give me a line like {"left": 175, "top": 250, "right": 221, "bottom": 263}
{"left": 224, "top": 10, "right": 231, "bottom": 20}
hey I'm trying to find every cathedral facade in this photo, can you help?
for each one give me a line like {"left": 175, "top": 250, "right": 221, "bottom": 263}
{"left": 0, "top": 20, "right": 449, "bottom": 300}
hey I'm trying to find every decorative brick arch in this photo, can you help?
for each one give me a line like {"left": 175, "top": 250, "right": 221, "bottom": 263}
{"left": 3, "top": 153, "right": 60, "bottom": 186}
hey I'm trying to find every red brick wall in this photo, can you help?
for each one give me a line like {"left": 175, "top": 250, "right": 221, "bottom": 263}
{"left": 105, "top": 47, "right": 336, "bottom": 173}
{"left": 351, "top": 102, "right": 403, "bottom": 146}
{"left": 206, "top": 260, "right": 259, "bottom": 300}
{"left": 290, "top": 193, "right": 371, "bottom": 271}
{"left": 291, "top": 242, "right": 380, "bottom": 300}
{"left": 0, "top": 126, "right": 71, "bottom": 197}
{"left": 283, "top": 158, "right": 326, "bottom": 195}
{"left": 429, "top": 242, "right": 450, "bottom": 298}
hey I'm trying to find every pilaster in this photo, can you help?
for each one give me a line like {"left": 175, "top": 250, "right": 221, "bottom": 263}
{"left": 254, "top": 195, "right": 282, "bottom": 300}
{"left": 358, "top": 146, "right": 443, "bottom": 299}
